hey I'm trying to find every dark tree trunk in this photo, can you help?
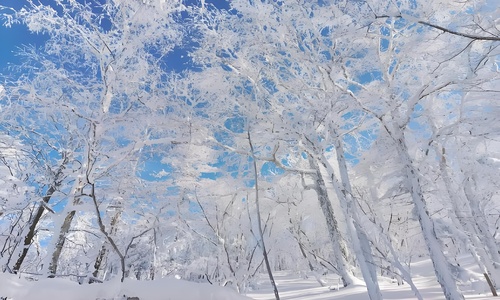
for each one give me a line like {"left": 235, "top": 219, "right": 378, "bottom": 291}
{"left": 13, "top": 186, "right": 57, "bottom": 273}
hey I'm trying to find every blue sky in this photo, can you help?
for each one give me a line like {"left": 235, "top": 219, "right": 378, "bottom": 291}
{"left": 0, "top": 0, "right": 230, "bottom": 74}
{"left": 0, "top": 1, "right": 50, "bottom": 71}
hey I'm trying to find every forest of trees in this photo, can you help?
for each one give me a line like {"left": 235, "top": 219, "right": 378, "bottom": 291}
{"left": 0, "top": 0, "right": 499, "bottom": 299}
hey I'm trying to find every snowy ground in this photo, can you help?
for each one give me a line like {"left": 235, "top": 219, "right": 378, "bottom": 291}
{"left": 0, "top": 274, "right": 250, "bottom": 300}
{"left": 0, "top": 255, "right": 496, "bottom": 299}
{"left": 248, "top": 256, "right": 495, "bottom": 300}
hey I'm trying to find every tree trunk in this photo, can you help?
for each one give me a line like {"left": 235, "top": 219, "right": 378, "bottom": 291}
{"left": 90, "top": 183, "right": 126, "bottom": 282}
{"left": 150, "top": 228, "right": 157, "bottom": 280}
{"left": 248, "top": 130, "right": 280, "bottom": 300}
{"left": 295, "top": 238, "right": 326, "bottom": 287}
{"left": 302, "top": 132, "right": 382, "bottom": 300}
{"left": 308, "top": 156, "right": 353, "bottom": 287}
{"left": 93, "top": 244, "right": 108, "bottom": 279}
{"left": 2, "top": 210, "right": 25, "bottom": 272}
{"left": 304, "top": 130, "right": 383, "bottom": 300}
{"left": 47, "top": 176, "right": 84, "bottom": 277}
{"left": 12, "top": 185, "right": 57, "bottom": 273}
{"left": 48, "top": 210, "right": 76, "bottom": 276}
{"left": 315, "top": 153, "right": 382, "bottom": 300}
{"left": 93, "top": 209, "right": 122, "bottom": 279}
{"left": 332, "top": 136, "right": 381, "bottom": 292}
{"left": 392, "top": 132, "right": 464, "bottom": 300}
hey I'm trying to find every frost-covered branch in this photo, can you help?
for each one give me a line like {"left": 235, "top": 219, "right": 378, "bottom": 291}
{"left": 375, "top": 15, "right": 500, "bottom": 41}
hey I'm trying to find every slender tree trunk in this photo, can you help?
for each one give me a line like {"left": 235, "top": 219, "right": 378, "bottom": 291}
{"left": 332, "top": 136, "right": 381, "bottom": 293}
{"left": 12, "top": 186, "right": 58, "bottom": 273}
{"left": 48, "top": 210, "right": 76, "bottom": 276}
{"left": 391, "top": 131, "right": 464, "bottom": 300}
{"left": 90, "top": 183, "right": 126, "bottom": 282}
{"left": 2, "top": 209, "right": 26, "bottom": 272}
{"left": 295, "top": 238, "right": 326, "bottom": 287}
{"left": 150, "top": 228, "right": 157, "bottom": 280}
{"left": 365, "top": 175, "right": 423, "bottom": 299}
{"left": 317, "top": 153, "right": 382, "bottom": 300}
{"left": 298, "top": 243, "right": 314, "bottom": 272}
{"left": 93, "top": 244, "right": 108, "bottom": 279}
{"left": 308, "top": 156, "right": 353, "bottom": 287}
{"left": 12, "top": 158, "right": 67, "bottom": 273}
{"left": 248, "top": 130, "right": 280, "bottom": 300}
{"left": 48, "top": 177, "right": 84, "bottom": 277}
{"left": 93, "top": 209, "right": 122, "bottom": 279}
{"left": 380, "top": 231, "right": 424, "bottom": 299}
{"left": 302, "top": 131, "right": 382, "bottom": 299}
{"left": 287, "top": 201, "right": 327, "bottom": 286}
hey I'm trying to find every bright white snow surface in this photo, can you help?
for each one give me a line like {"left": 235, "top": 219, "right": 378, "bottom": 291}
{"left": 0, "top": 274, "right": 250, "bottom": 300}
{"left": 248, "top": 255, "right": 495, "bottom": 300}
{"left": 0, "top": 256, "right": 496, "bottom": 299}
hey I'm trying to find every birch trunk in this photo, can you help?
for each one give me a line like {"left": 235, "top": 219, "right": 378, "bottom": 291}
{"left": 90, "top": 183, "right": 126, "bottom": 282}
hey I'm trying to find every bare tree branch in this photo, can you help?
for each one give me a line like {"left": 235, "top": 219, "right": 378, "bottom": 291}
{"left": 375, "top": 15, "right": 500, "bottom": 41}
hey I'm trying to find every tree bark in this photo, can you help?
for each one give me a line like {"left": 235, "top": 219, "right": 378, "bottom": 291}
{"left": 48, "top": 210, "right": 76, "bottom": 276}
{"left": 308, "top": 156, "right": 353, "bottom": 287}
{"left": 93, "top": 244, "right": 108, "bottom": 279}
{"left": 12, "top": 186, "right": 57, "bottom": 273}
{"left": 302, "top": 134, "right": 382, "bottom": 300}
{"left": 12, "top": 157, "right": 67, "bottom": 273}
{"left": 47, "top": 176, "right": 84, "bottom": 277}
